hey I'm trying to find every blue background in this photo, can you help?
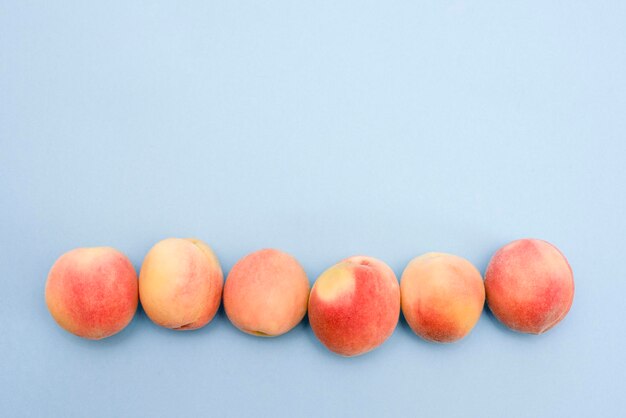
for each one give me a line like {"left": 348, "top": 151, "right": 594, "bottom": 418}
{"left": 2, "top": 1, "right": 625, "bottom": 417}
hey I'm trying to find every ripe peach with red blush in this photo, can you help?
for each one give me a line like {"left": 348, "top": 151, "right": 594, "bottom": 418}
{"left": 139, "top": 238, "right": 223, "bottom": 330}
{"left": 401, "top": 253, "right": 485, "bottom": 343}
{"left": 45, "top": 247, "right": 138, "bottom": 340}
{"left": 485, "top": 239, "right": 574, "bottom": 334}
{"left": 308, "top": 256, "right": 400, "bottom": 356}
{"left": 224, "top": 248, "right": 309, "bottom": 336}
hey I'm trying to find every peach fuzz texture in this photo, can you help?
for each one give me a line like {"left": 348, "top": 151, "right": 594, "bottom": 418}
{"left": 308, "top": 256, "right": 400, "bottom": 357}
{"left": 139, "top": 238, "right": 223, "bottom": 330}
{"left": 223, "top": 249, "right": 309, "bottom": 336}
{"left": 45, "top": 247, "right": 138, "bottom": 340}
{"left": 400, "top": 253, "right": 485, "bottom": 343}
{"left": 485, "top": 239, "right": 574, "bottom": 334}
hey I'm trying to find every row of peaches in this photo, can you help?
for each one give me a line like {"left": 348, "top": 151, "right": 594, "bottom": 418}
{"left": 45, "top": 238, "right": 574, "bottom": 356}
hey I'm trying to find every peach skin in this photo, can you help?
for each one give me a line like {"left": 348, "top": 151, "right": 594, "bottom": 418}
{"left": 224, "top": 249, "right": 309, "bottom": 336}
{"left": 485, "top": 238, "right": 574, "bottom": 334}
{"left": 308, "top": 256, "right": 400, "bottom": 357}
{"left": 401, "top": 253, "right": 485, "bottom": 343}
{"left": 45, "top": 247, "right": 138, "bottom": 340}
{"left": 139, "top": 238, "right": 223, "bottom": 330}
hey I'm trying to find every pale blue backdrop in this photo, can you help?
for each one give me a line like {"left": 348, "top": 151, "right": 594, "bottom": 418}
{"left": 1, "top": 1, "right": 625, "bottom": 417}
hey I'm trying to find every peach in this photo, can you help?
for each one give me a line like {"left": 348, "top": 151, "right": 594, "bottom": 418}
{"left": 401, "top": 253, "right": 485, "bottom": 343}
{"left": 485, "top": 239, "right": 574, "bottom": 334}
{"left": 45, "top": 247, "right": 138, "bottom": 340}
{"left": 308, "top": 256, "right": 400, "bottom": 356}
{"left": 139, "top": 238, "right": 223, "bottom": 330}
{"left": 223, "top": 249, "right": 309, "bottom": 336}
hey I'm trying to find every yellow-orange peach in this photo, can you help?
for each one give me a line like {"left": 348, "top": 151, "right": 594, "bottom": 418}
{"left": 45, "top": 247, "right": 138, "bottom": 340}
{"left": 485, "top": 238, "right": 574, "bottom": 334}
{"left": 139, "top": 238, "right": 223, "bottom": 330}
{"left": 308, "top": 256, "right": 400, "bottom": 356}
{"left": 224, "top": 249, "right": 309, "bottom": 336}
{"left": 401, "top": 253, "right": 485, "bottom": 343}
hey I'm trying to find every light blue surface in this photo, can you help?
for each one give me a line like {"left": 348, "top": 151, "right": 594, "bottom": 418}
{"left": 2, "top": 1, "right": 625, "bottom": 417}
